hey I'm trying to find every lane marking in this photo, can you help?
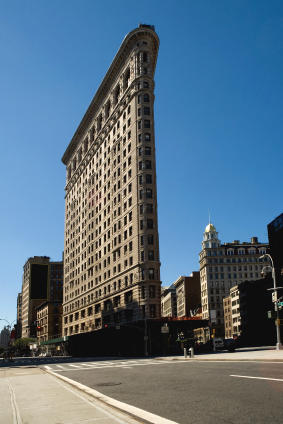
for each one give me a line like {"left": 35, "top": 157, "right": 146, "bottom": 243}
{"left": 44, "top": 365, "right": 52, "bottom": 370}
{"left": 69, "top": 364, "right": 83, "bottom": 368}
{"left": 231, "top": 374, "right": 283, "bottom": 382}
{"left": 47, "top": 370, "right": 179, "bottom": 424}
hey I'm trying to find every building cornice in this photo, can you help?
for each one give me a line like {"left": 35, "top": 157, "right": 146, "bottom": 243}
{"left": 62, "top": 26, "right": 159, "bottom": 166}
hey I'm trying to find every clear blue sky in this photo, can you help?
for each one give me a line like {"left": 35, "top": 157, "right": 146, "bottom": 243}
{"left": 1, "top": 0, "right": 283, "bottom": 330}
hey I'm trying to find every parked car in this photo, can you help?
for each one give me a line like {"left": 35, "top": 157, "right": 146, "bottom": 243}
{"left": 214, "top": 338, "right": 225, "bottom": 350}
{"left": 224, "top": 338, "right": 237, "bottom": 352}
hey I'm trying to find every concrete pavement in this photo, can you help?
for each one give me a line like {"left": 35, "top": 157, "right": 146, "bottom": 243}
{"left": 1, "top": 347, "right": 282, "bottom": 424}
{"left": 0, "top": 366, "right": 148, "bottom": 424}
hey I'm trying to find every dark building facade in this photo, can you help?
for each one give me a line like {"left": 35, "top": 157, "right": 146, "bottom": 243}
{"left": 236, "top": 276, "right": 278, "bottom": 346}
{"left": 267, "top": 212, "right": 283, "bottom": 284}
{"left": 21, "top": 257, "right": 63, "bottom": 338}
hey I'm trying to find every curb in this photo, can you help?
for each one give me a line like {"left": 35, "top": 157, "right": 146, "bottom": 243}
{"left": 155, "top": 356, "right": 283, "bottom": 363}
{"left": 43, "top": 368, "right": 178, "bottom": 424}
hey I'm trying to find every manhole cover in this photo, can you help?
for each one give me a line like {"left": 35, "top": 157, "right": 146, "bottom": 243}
{"left": 95, "top": 382, "right": 121, "bottom": 387}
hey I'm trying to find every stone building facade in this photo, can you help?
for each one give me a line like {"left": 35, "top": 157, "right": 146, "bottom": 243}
{"left": 61, "top": 25, "right": 161, "bottom": 337}
{"left": 199, "top": 223, "right": 268, "bottom": 337}
{"left": 36, "top": 302, "right": 62, "bottom": 343}
{"left": 173, "top": 273, "right": 201, "bottom": 317}
{"left": 161, "top": 285, "right": 176, "bottom": 317}
{"left": 223, "top": 294, "right": 233, "bottom": 339}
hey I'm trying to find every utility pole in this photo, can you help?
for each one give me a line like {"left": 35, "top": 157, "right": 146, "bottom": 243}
{"left": 260, "top": 254, "right": 283, "bottom": 350}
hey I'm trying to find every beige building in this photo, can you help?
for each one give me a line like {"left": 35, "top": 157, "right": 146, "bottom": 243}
{"left": 36, "top": 302, "right": 62, "bottom": 343}
{"left": 223, "top": 295, "right": 232, "bottom": 339}
{"left": 161, "top": 285, "right": 176, "bottom": 317}
{"left": 199, "top": 222, "right": 268, "bottom": 337}
{"left": 21, "top": 257, "right": 63, "bottom": 338}
{"left": 174, "top": 273, "right": 201, "bottom": 317}
{"left": 61, "top": 25, "right": 161, "bottom": 337}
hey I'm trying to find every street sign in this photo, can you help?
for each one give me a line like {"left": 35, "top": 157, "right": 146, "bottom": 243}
{"left": 161, "top": 325, "right": 169, "bottom": 334}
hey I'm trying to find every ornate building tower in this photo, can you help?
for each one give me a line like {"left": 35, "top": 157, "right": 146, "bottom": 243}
{"left": 199, "top": 222, "right": 268, "bottom": 337}
{"left": 202, "top": 223, "right": 221, "bottom": 250}
{"left": 61, "top": 25, "right": 161, "bottom": 336}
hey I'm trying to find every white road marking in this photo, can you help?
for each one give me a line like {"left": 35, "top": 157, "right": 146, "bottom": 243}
{"left": 231, "top": 374, "right": 283, "bottom": 382}
{"left": 46, "top": 359, "right": 188, "bottom": 372}
{"left": 44, "top": 365, "right": 52, "bottom": 370}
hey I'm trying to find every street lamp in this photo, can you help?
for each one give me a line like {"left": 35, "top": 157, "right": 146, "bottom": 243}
{"left": 259, "top": 254, "right": 283, "bottom": 350}
{"left": 0, "top": 318, "right": 16, "bottom": 329}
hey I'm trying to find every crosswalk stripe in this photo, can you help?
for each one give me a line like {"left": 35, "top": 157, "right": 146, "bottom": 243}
{"left": 42, "top": 359, "right": 179, "bottom": 372}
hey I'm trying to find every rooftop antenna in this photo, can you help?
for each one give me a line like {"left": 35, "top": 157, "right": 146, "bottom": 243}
{"left": 208, "top": 210, "right": 211, "bottom": 225}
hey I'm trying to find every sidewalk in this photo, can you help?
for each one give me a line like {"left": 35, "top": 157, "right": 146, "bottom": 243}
{"left": 0, "top": 366, "right": 143, "bottom": 424}
{"left": 156, "top": 346, "right": 283, "bottom": 362}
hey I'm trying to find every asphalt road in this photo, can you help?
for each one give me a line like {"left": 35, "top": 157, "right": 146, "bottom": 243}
{"left": 42, "top": 358, "right": 283, "bottom": 424}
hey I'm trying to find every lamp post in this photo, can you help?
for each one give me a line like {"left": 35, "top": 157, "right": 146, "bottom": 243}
{"left": 0, "top": 318, "right": 16, "bottom": 329}
{"left": 260, "top": 254, "right": 283, "bottom": 350}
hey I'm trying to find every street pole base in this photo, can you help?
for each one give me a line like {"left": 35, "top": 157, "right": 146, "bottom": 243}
{"left": 276, "top": 343, "right": 283, "bottom": 350}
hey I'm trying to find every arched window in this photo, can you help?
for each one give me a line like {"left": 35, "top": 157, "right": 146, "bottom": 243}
{"left": 105, "top": 100, "right": 111, "bottom": 119}
{"left": 84, "top": 138, "right": 88, "bottom": 153}
{"left": 124, "top": 68, "right": 130, "bottom": 90}
{"left": 78, "top": 147, "right": 82, "bottom": 163}
{"left": 142, "top": 52, "right": 148, "bottom": 63}
{"left": 144, "top": 93, "right": 149, "bottom": 102}
{"left": 97, "top": 114, "right": 102, "bottom": 132}
{"left": 114, "top": 84, "right": 120, "bottom": 105}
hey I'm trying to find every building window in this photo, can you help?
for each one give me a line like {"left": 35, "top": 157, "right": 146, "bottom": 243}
{"left": 147, "top": 219, "right": 153, "bottom": 229}
{"left": 144, "top": 133, "right": 151, "bottom": 142}
{"left": 149, "top": 304, "right": 156, "bottom": 318}
{"left": 149, "top": 285, "right": 156, "bottom": 298}
{"left": 148, "top": 268, "right": 154, "bottom": 279}
{"left": 145, "top": 174, "right": 152, "bottom": 184}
